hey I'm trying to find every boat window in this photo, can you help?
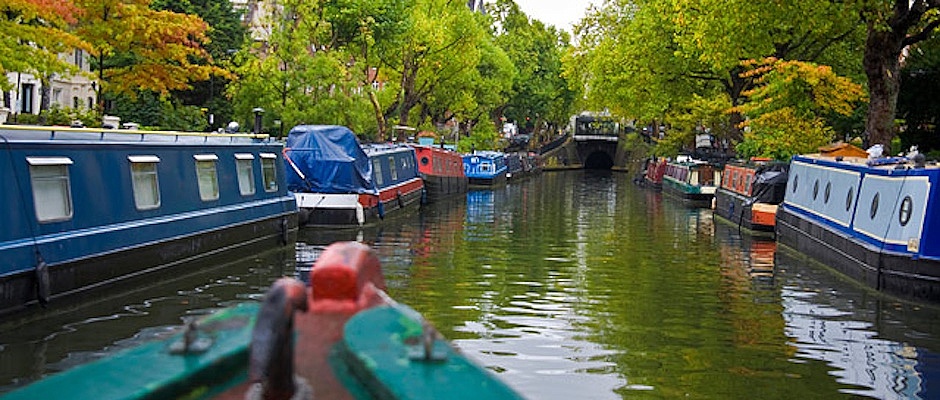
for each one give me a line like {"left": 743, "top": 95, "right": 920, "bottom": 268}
{"left": 194, "top": 154, "right": 219, "bottom": 201}
{"left": 27, "top": 157, "right": 73, "bottom": 222}
{"left": 792, "top": 174, "right": 799, "bottom": 193}
{"left": 389, "top": 156, "right": 398, "bottom": 181}
{"left": 870, "top": 192, "right": 880, "bottom": 219}
{"left": 260, "top": 153, "right": 278, "bottom": 192}
{"left": 812, "top": 179, "right": 819, "bottom": 201}
{"left": 235, "top": 154, "right": 256, "bottom": 196}
{"left": 128, "top": 155, "right": 161, "bottom": 210}
{"left": 824, "top": 182, "right": 831, "bottom": 204}
{"left": 899, "top": 196, "right": 913, "bottom": 226}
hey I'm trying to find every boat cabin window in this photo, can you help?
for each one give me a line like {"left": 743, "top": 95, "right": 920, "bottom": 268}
{"left": 389, "top": 156, "right": 398, "bottom": 181}
{"left": 128, "top": 155, "right": 161, "bottom": 210}
{"left": 235, "top": 153, "right": 256, "bottom": 196}
{"left": 27, "top": 157, "right": 73, "bottom": 222}
{"left": 373, "top": 158, "right": 384, "bottom": 186}
{"left": 194, "top": 154, "right": 219, "bottom": 201}
{"left": 260, "top": 153, "right": 278, "bottom": 192}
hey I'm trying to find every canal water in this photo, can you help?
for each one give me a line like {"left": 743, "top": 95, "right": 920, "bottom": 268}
{"left": 2, "top": 170, "right": 940, "bottom": 399}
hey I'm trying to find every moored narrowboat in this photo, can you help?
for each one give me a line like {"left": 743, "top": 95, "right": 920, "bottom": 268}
{"left": 713, "top": 159, "right": 789, "bottom": 234}
{"left": 2, "top": 242, "right": 525, "bottom": 400}
{"left": 637, "top": 157, "right": 667, "bottom": 190}
{"left": 0, "top": 125, "right": 298, "bottom": 318}
{"left": 463, "top": 151, "right": 508, "bottom": 187}
{"left": 662, "top": 156, "right": 721, "bottom": 207}
{"left": 777, "top": 151, "right": 940, "bottom": 302}
{"left": 285, "top": 125, "right": 424, "bottom": 227}
{"left": 411, "top": 144, "right": 468, "bottom": 201}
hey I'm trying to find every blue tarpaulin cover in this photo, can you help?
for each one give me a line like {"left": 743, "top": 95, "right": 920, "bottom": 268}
{"left": 285, "top": 125, "right": 376, "bottom": 194}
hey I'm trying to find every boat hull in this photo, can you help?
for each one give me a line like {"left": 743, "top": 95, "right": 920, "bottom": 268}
{"left": 469, "top": 172, "right": 507, "bottom": 187}
{"left": 776, "top": 155, "right": 940, "bottom": 302}
{"left": 777, "top": 205, "right": 940, "bottom": 301}
{"left": 296, "top": 178, "right": 424, "bottom": 227}
{"left": 422, "top": 173, "right": 469, "bottom": 201}
{"left": 714, "top": 188, "right": 776, "bottom": 234}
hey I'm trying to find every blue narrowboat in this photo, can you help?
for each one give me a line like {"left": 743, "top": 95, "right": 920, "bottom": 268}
{"left": 284, "top": 125, "right": 424, "bottom": 226}
{"left": 463, "top": 151, "right": 508, "bottom": 187}
{"left": 777, "top": 152, "right": 940, "bottom": 302}
{"left": 0, "top": 125, "right": 298, "bottom": 318}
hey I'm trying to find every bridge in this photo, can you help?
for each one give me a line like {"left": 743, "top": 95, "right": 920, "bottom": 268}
{"left": 538, "top": 114, "right": 634, "bottom": 171}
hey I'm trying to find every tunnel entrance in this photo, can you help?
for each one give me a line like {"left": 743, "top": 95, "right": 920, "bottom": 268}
{"left": 583, "top": 151, "right": 614, "bottom": 169}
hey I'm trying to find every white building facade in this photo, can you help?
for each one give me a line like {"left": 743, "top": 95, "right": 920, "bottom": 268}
{"left": 2, "top": 49, "right": 97, "bottom": 123}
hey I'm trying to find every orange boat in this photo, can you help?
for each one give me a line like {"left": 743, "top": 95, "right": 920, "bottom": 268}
{"left": 714, "top": 159, "right": 788, "bottom": 234}
{"left": 411, "top": 144, "right": 468, "bottom": 202}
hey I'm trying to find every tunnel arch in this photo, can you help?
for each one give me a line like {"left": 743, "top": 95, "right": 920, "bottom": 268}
{"left": 583, "top": 150, "right": 614, "bottom": 169}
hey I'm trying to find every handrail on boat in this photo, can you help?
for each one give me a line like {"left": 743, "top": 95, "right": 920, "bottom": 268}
{"left": 0, "top": 124, "right": 271, "bottom": 140}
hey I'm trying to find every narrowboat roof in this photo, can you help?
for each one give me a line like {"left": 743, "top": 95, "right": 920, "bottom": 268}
{"left": 362, "top": 142, "right": 417, "bottom": 157}
{"left": 794, "top": 153, "right": 940, "bottom": 174}
{"left": 0, "top": 124, "right": 271, "bottom": 145}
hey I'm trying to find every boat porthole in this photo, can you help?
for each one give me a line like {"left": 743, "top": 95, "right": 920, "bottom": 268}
{"left": 899, "top": 196, "right": 913, "bottom": 226}
{"left": 421, "top": 156, "right": 429, "bottom": 165}
{"left": 812, "top": 179, "right": 819, "bottom": 201}
{"left": 846, "top": 187, "right": 854, "bottom": 211}
{"left": 870, "top": 192, "right": 880, "bottom": 219}
{"left": 792, "top": 174, "right": 799, "bottom": 193}
{"left": 824, "top": 182, "right": 831, "bottom": 204}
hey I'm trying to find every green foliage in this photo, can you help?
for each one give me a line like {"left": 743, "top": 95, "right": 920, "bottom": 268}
{"left": 734, "top": 58, "right": 867, "bottom": 159}
{"left": 0, "top": 0, "right": 89, "bottom": 91}
{"left": 110, "top": 90, "right": 208, "bottom": 131}
{"left": 39, "top": 104, "right": 99, "bottom": 127}
{"left": 457, "top": 121, "right": 500, "bottom": 153}
{"left": 657, "top": 94, "right": 733, "bottom": 157}
{"left": 899, "top": 37, "right": 940, "bottom": 153}
{"left": 735, "top": 108, "right": 834, "bottom": 160}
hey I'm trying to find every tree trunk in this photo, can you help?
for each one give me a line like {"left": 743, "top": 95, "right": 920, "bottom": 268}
{"left": 369, "top": 90, "right": 387, "bottom": 142}
{"left": 39, "top": 76, "right": 51, "bottom": 125}
{"left": 863, "top": 28, "right": 904, "bottom": 154}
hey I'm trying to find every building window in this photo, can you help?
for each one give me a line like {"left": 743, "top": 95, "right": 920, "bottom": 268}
{"left": 194, "top": 154, "right": 219, "bottom": 201}
{"left": 235, "top": 153, "right": 256, "bottom": 196}
{"left": 73, "top": 96, "right": 80, "bottom": 109}
{"left": 74, "top": 49, "right": 84, "bottom": 69}
{"left": 27, "top": 157, "right": 73, "bottom": 222}
{"left": 53, "top": 88, "right": 61, "bottom": 104}
{"left": 129, "top": 155, "right": 161, "bottom": 210}
{"left": 87, "top": 97, "right": 93, "bottom": 109}
{"left": 21, "top": 83, "right": 35, "bottom": 113}
{"left": 260, "top": 153, "right": 278, "bottom": 192}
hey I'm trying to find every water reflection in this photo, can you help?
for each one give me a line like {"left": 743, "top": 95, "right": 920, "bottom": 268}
{"left": 775, "top": 250, "right": 940, "bottom": 399}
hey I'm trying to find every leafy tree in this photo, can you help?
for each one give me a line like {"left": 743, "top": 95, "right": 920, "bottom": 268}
{"left": 73, "top": 0, "right": 230, "bottom": 112}
{"left": 151, "top": 0, "right": 247, "bottom": 130}
{"left": 858, "top": 0, "right": 940, "bottom": 153}
{"left": 0, "top": 0, "right": 87, "bottom": 91}
{"left": 381, "top": 0, "right": 485, "bottom": 140}
{"left": 734, "top": 58, "right": 867, "bottom": 160}
{"left": 573, "top": 0, "right": 863, "bottom": 150}
{"left": 490, "top": 0, "right": 577, "bottom": 142}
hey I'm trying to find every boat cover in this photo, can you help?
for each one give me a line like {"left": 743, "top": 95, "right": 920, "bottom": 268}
{"left": 286, "top": 125, "right": 376, "bottom": 194}
{"left": 752, "top": 163, "right": 789, "bottom": 204}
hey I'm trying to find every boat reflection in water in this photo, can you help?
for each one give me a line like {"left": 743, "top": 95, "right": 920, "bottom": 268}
{"left": 776, "top": 250, "right": 940, "bottom": 399}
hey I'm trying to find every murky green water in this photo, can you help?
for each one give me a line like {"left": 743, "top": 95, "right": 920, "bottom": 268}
{"left": 3, "top": 170, "right": 940, "bottom": 399}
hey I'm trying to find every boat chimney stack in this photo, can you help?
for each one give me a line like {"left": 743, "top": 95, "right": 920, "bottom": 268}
{"left": 252, "top": 107, "right": 264, "bottom": 134}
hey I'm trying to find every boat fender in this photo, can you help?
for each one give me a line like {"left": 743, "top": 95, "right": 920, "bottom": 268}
{"left": 297, "top": 209, "right": 310, "bottom": 227}
{"left": 248, "top": 278, "right": 310, "bottom": 400}
{"left": 376, "top": 200, "right": 385, "bottom": 219}
{"left": 421, "top": 187, "right": 428, "bottom": 205}
{"left": 279, "top": 217, "right": 290, "bottom": 245}
{"left": 396, "top": 190, "right": 405, "bottom": 209}
{"left": 35, "top": 261, "right": 50, "bottom": 306}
